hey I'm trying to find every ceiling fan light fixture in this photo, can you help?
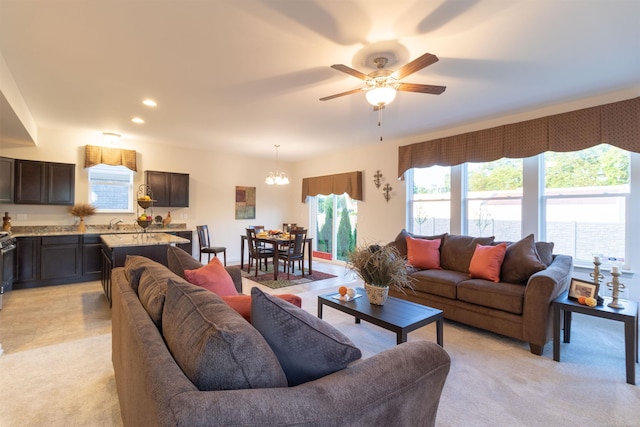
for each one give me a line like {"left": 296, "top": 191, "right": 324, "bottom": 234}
{"left": 265, "top": 144, "right": 289, "bottom": 185}
{"left": 366, "top": 86, "right": 397, "bottom": 106}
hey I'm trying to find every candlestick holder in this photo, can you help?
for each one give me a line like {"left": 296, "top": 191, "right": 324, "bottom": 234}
{"left": 589, "top": 258, "right": 604, "bottom": 305}
{"left": 606, "top": 270, "right": 626, "bottom": 309}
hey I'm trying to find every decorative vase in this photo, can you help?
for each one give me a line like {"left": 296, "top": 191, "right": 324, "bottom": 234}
{"left": 77, "top": 217, "right": 86, "bottom": 232}
{"left": 365, "top": 283, "right": 389, "bottom": 305}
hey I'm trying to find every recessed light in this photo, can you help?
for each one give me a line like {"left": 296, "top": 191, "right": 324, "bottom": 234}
{"left": 142, "top": 99, "right": 157, "bottom": 107}
{"left": 131, "top": 117, "right": 144, "bottom": 124}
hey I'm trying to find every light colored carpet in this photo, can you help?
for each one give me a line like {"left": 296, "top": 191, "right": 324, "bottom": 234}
{"left": 1, "top": 279, "right": 638, "bottom": 426}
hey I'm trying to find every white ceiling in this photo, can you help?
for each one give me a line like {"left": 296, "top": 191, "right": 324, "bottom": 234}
{"left": 1, "top": 0, "right": 639, "bottom": 162}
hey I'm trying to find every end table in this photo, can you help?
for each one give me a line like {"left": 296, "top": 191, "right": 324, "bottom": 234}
{"left": 552, "top": 291, "right": 638, "bottom": 385}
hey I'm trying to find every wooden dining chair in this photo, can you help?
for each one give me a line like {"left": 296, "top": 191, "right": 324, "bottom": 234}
{"left": 278, "top": 228, "right": 307, "bottom": 279}
{"left": 282, "top": 223, "right": 297, "bottom": 233}
{"left": 196, "top": 225, "right": 227, "bottom": 265}
{"left": 246, "top": 228, "right": 274, "bottom": 276}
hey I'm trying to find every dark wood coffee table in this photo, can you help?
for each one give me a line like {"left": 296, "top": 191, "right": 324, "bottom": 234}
{"left": 318, "top": 287, "right": 444, "bottom": 346}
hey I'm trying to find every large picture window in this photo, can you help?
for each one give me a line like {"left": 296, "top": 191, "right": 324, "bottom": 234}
{"left": 408, "top": 166, "right": 450, "bottom": 235}
{"left": 543, "top": 144, "right": 629, "bottom": 266}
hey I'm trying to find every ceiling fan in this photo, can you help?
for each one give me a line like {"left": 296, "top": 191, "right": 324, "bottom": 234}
{"left": 319, "top": 52, "right": 446, "bottom": 110}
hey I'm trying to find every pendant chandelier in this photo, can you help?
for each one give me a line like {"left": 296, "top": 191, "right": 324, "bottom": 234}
{"left": 265, "top": 144, "right": 289, "bottom": 185}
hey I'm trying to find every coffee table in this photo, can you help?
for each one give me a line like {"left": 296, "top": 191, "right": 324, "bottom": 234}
{"left": 318, "top": 287, "right": 444, "bottom": 346}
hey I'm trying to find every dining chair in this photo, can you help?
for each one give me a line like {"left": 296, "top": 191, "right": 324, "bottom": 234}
{"left": 196, "top": 225, "right": 227, "bottom": 266}
{"left": 282, "top": 223, "right": 297, "bottom": 233}
{"left": 278, "top": 228, "right": 307, "bottom": 279}
{"left": 246, "top": 228, "right": 274, "bottom": 276}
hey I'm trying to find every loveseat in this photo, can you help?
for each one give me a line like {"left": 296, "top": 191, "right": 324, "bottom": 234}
{"left": 111, "top": 246, "right": 451, "bottom": 426}
{"left": 387, "top": 231, "right": 573, "bottom": 355}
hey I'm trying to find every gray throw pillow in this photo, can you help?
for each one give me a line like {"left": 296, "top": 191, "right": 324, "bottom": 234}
{"left": 535, "top": 241, "right": 555, "bottom": 266}
{"left": 440, "top": 234, "right": 495, "bottom": 273}
{"left": 162, "top": 279, "right": 287, "bottom": 391}
{"left": 250, "top": 287, "right": 362, "bottom": 386}
{"left": 501, "top": 234, "right": 547, "bottom": 284}
{"left": 167, "top": 245, "right": 203, "bottom": 279}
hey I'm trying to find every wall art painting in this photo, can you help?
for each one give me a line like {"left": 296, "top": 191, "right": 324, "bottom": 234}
{"left": 235, "top": 186, "right": 256, "bottom": 219}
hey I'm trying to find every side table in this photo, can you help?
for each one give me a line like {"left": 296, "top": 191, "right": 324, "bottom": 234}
{"left": 552, "top": 291, "right": 638, "bottom": 385}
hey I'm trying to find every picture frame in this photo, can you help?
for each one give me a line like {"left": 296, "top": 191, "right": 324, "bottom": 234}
{"left": 568, "top": 278, "right": 598, "bottom": 300}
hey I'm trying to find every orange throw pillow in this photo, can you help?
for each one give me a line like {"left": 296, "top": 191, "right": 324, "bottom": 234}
{"left": 184, "top": 257, "right": 239, "bottom": 296}
{"left": 468, "top": 243, "right": 508, "bottom": 282}
{"left": 406, "top": 236, "right": 442, "bottom": 269}
{"left": 222, "top": 294, "right": 302, "bottom": 322}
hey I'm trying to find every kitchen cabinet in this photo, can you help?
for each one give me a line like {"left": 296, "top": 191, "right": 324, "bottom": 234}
{"left": 166, "top": 230, "right": 193, "bottom": 254}
{"left": 145, "top": 170, "right": 189, "bottom": 207}
{"left": 14, "top": 159, "right": 75, "bottom": 205}
{"left": 0, "top": 157, "right": 14, "bottom": 203}
{"left": 15, "top": 236, "right": 38, "bottom": 284}
{"left": 82, "top": 234, "right": 103, "bottom": 280}
{"left": 40, "top": 235, "right": 82, "bottom": 281}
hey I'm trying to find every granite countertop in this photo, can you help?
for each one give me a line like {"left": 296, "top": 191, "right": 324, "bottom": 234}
{"left": 101, "top": 232, "right": 190, "bottom": 248}
{"left": 8, "top": 223, "right": 191, "bottom": 237}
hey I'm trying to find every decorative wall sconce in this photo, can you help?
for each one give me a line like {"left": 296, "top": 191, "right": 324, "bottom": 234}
{"left": 373, "top": 170, "right": 383, "bottom": 189}
{"left": 383, "top": 183, "right": 392, "bottom": 202}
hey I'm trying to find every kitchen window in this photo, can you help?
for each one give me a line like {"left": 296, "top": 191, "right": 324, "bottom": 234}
{"left": 88, "top": 165, "right": 134, "bottom": 212}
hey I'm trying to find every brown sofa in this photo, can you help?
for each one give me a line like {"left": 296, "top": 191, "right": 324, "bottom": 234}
{"left": 388, "top": 231, "right": 573, "bottom": 355}
{"left": 111, "top": 247, "right": 451, "bottom": 426}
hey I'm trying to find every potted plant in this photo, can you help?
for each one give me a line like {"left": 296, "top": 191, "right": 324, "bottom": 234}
{"left": 347, "top": 243, "right": 414, "bottom": 305}
{"left": 68, "top": 203, "right": 96, "bottom": 232}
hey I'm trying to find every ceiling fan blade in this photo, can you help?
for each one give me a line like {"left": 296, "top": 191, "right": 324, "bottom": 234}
{"left": 319, "top": 88, "right": 364, "bottom": 101}
{"left": 393, "top": 53, "right": 439, "bottom": 80}
{"left": 330, "top": 64, "right": 369, "bottom": 80}
{"left": 397, "top": 82, "right": 446, "bottom": 95}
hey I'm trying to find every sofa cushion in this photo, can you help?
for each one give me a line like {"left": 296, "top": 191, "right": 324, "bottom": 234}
{"left": 162, "top": 279, "right": 288, "bottom": 391}
{"left": 222, "top": 294, "right": 302, "bottom": 323}
{"left": 389, "top": 229, "right": 446, "bottom": 258}
{"left": 457, "top": 279, "right": 526, "bottom": 315}
{"left": 406, "top": 236, "right": 441, "bottom": 269}
{"left": 469, "top": 243, "right": 507, "bottom": 282}
{"left": 501, "top": 234, "right": 547, "bottom": 284}
{"left": 409, "top": 269, "right": 468, "bottom": 299}
{"left": 124, "top": 255, "right": 186, "bottom": 327}
{"left": 535, "top": 241, "right": 555, "bottom": 266}
{"left": 440, "top": 234, "right": 495, "bottom": 273}
{"left": 167, "top": 244, "right": 203, "bottom": 278}
{"left": 184, "top": 257, "right": 239, "bottom": 297}
{"left": 251, "top": 287, "right": 362, "bottom": 386}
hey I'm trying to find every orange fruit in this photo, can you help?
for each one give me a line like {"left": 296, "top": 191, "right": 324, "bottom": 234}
{"left": 578, "top": 296, "right": 586, "bottom": 305}
{"left": 338, "top": 286, "right": 348, "bottom": 296}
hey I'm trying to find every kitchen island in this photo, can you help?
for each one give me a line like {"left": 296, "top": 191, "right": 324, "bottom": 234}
{"left": 101, "top": 232, "right": 189, "bottom": 305}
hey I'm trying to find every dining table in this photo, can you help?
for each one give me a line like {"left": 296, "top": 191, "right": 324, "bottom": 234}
{"left": 240, "top": 233, "right": 313, "bottom": 280}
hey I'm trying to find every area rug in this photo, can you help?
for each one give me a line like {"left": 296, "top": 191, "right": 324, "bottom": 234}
{"left": 234, "top": 264, "right": 336, "bottom": 289}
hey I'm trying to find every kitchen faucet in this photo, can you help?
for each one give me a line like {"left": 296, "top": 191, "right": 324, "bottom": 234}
{"left": 108, "top": 218, "right": 124, "bottom": 230}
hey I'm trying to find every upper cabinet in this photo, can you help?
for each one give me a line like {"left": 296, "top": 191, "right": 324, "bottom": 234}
{"left": 145, "top": 170, "right": 189, "bottom": 207}
{"left": 0, "top": 157, "right": 14, "bottom": 203}
{"left": 14, "top": 159, "right": 75, "bottom": 205}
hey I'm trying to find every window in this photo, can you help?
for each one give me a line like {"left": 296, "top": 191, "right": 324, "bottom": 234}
{"left": 543, "top": 144, "right": 629, "bottom": 266}
{"left": 309, "top": 193, "right": 357, "bottom": 262}
{"left": 465, "top": 158, "right": 523, "bottom": 241}
{"left": 88, "top": 164, "right": 134, "bottom": 212}
{"left": 408, "top": 166, "right": 450, "bottom": 235}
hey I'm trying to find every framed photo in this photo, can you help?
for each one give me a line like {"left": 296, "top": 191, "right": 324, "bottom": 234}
{"left": 568, "top": 278, "right": 597, "bottom": 300}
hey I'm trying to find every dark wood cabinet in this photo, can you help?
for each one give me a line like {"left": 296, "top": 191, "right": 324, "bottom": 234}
{"left": 40, "top": 235, "right": 81, "bottom": 281}
{"left": 14, "top": 159, "right": 75, "bottom": 205}
{"left": 165, "top": 230, "right": 192, "bottom": 254}
{"left": 82, "top": 234, "right": 103, "bottom": 280}
{"left": 0, "top": 157, "right": 14, "bottom": 203}
{"left": 145, "top": 170, "right": 189, "bottom": 207}
{"left": 15, "top": 237, "right": 38, "bottom": 284}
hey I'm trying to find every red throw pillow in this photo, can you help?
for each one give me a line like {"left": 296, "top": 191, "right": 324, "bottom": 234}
{"left": 222, "top": 294, "right": 302, "bottom": 322}
{"left": 184, "top": 257, "right": 239, "bottom": 296}
{"left": 406, "top": 236, "right": 442, "bottom": 269}
{"left": 468, "top": 243, "right": 508, "bottom": 282}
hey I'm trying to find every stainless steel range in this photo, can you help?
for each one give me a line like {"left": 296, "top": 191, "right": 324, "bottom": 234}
{"left": 0, "top": 231, "right": 17, "bottom": 310}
